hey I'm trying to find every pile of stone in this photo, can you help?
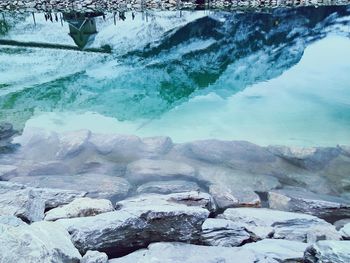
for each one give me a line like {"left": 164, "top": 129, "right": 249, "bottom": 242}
{"left": 0, "top": 126, "right": 350, "bottom": 262}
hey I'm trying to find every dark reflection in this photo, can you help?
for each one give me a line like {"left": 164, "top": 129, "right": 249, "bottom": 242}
{"left": 0, "top": 6, "right": 350, "bottom": 128}
{"left": 63, "top": 12, "right": 103, "bottom": 49}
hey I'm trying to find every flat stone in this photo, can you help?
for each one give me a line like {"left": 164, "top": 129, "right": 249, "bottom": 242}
{"left": 268, "top": 145, "right": 340, "bottom": 171}
{"left": 45, "top": 197, "right": 114, "bottom": 221}
{"left": 0, "top": 221, "right": 81, "bottom": 263}
{"left": 57, "top": 193, "right": 210, "bottom": 255}
{"left": 201, "top": 218, "right": 252, "bottom": 247}
{"left": 242, "top": 239, "right": 308, "bottom": 262}
{"left": 304, "top": 240, "right": 350, "bottom": 263}
{"left": 81, "top": 250, "right": 108, "bottom": 263}
{"left": 136, "top": 180, "right": 200, "bottom": 194}
{"left": 11, "top": 174, "right": 131, "bottom": 201}
{"left": 0, "top": 215, "right": 26, "bottom": 226}
{"left": 209, "top": 184, "right": 261, "bottom": 210}
{"left": 219, "top": 208, "right": 341, "bottom": 242}
{"left": 108, "top": 242, "right": 277, "bottom": 263}
{"left": 339, "top": 223, "right": 350, "bottom": 240}
{"left": 116, "top": 191, "right": 216, "bottom": 213}
{"left": 268, "top": 188, "right": 350, "bottom": 219}
{"left": 0, "top": 164, "right": 17, "bottom": 180}
{"left": 126, "top": 159, "right": 196, "bottom": 184}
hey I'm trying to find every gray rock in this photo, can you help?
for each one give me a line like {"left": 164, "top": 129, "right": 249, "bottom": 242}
{"left": 201, "top": 218, "right": 252, "bottom": 247}
{"left": 0, "top": 182, "right": 45, "bottom": 222}
{"left": 339, "top": 223, "right": 350, "bottom": 240}
{"left": 209, "top": 184, "right": 261, "bottom": 210}
{"left": 0, "top": 164, "right": 17, "bottom": 180}
{"left": 126, "top": 159, "right": 196, "bottom": 184}
{"left": 116, "top": 191, "right": 216, "bottom": 213}
{"left": 81, "top": 250, "right": 108, "bottom": 263}
{"left": 304, "top": 240, "right": 350, "bottom": 263}
{"left": 45, "top": 197, "right": 114, "bottom": 221}
{"left": 268, "top": 188, "right": 350, "bottom": 219}
{"left": 220, "top": 208, "right": 341, "bottom": 242}
{"left": 108, "top": 242, "right": 277, "bottom": 263}
{"left": 0, "top": 221, "right": 81, "bottom": 263}
{"left": 136, "top": 180, "right": 200, "bottom": 194}
{"left": 268, "top": 145, "right": 340, "bottom": 171}
{"left": 24, "top": 160, "right": 71, "bottom": 176}
{"left": 243, "top": 239, "right": 308, "bottom": 262}
{"left": 57, "top": 193, "right": 210, "bottom": 254}
{"left": 11, "top": 174, "right": 131, "bottom": 200}
{"left": 56, "top": 130, "right": 91, "bottom": 159}
{"left": 0, "top": 215, "right": 26, "bottom": 226}
{"left": 141, "top": 136, "right": 173, "bottom": 156}
{"left": 334, "top": 218, "right": 350, "bottom": 230}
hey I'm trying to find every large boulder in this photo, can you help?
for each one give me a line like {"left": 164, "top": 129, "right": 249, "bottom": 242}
{"left": 108, "top": 242, "right": 277, "bottom": 263}
{"left": 0, "top": 182, "right": 45, "bottom": 222}
{"left": 242, "top": 239, "right": 308, "bottom": 263}
{"left": 125, "top": 159, "right": 196, "bottom": 184}
{"left": 219, "top": 208, "right": 341, "bottom": 242}
{"left": 304, "top": 240, "right": 350, "bottom": 263}
{"left": 268, "top": 145, "right": 340, "bottom": 171}
{"left": 136, "top": 180, "right": 200, "bottom": 194}
{"left": 57, "top": 193, "right": 210, "bottom": 255}
{"left": 0, "top": 221, "right": 82, "bottom": 263}
{"left": 268, "top": 188, "right": 350, "bottom": 220}
{"left": 81, "top": 250, "right": 108, "bottom": 263}
{"left": 45, "top": 197, "right": 114, "bottom": 221}
{"left": 201, "top": 218, "right": 252, "bottom": 247}
{"left": 11, "top": 174, "right": 131, "bottom": 201}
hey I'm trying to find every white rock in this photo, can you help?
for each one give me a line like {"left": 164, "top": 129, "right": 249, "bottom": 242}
{"left": 108, "top": 242, "right": 277, "bottom": 263}
{"left": 220, "top": 208, "right": 341, "bottom": 242}
{"left": 0, "top": 221, "right": 81, "bottom": 263}
{"left": 136, "top": 180, "right": 200, "bottom": 194}
{"left": 126, "top": 159, "right": 196, "bottom": 184}
{"left": 243, "top": 239, "right": 308, "bottom": 262}
{"left": 56, "top": 130, "right": 91, "bottom": 159}
{"left": 304, "top": 240, "right": 350, "bottom": 263}
{"left": 339, "top": 223, "right": 350, "bottom": 240}
{"left": 45, "top": 197, "right": 114, "bottom": 221}
{"left": 81, "top": 250, "right": 108, "bottom": 263}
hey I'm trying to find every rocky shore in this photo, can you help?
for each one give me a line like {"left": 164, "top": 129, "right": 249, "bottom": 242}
{"left": 0, "top": 122, "right": 350, "bottom": 262}
{"left": 0, "top": 0, "right": 349, "bottom": 12}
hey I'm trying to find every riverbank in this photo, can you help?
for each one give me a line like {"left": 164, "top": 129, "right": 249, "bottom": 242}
{"left": 1, "top": 122, "right": 350, "bottom": 262}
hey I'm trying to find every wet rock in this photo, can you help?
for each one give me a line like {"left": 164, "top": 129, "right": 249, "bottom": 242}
{"left": 136, "top": 180, "right": 200, "bottom": 194}
{"left": 201, "top": 218, "right": 252, "bottom": 247}
{"left": 0, "top": 215, "right": 26, "bottom": 226}
{"left": 177, "top": 140, "right": 277, "bottom": 169}
{"left": 0, "top": 164, "right": 17, "bottom": 180}
{"left": 108, "top": 242, "right": 277, "bottom": 263}
{"left": 209, "top": 184, "right": 261, "bottom": 210}
{"left": 117, "top": 191, "right": 216, "bottom": 213}
{"left": 45, "top": 197, "right": 114, "bottom": 221}
{"left": 334, "top": 218, "right": 350, "bottom": 230}
{"left": 0, "top": 182, "right": 45, "bottom": 222}
{"left": 268, "top": 188, "right": 350, "bottom": 220}
{"left": 220, "top": 208, "right": 341, "bottom": 242}
{"left": 339, "top": 223, "right": 350, "bottom": 240}
{"left": 304, "top": 240, "right": 350, "bottom": 263}
{"left": 11, "top": 173, "right": 131, "bottom": 200}
{"left": 242, "top": 239, "right": 308, "bottom": 262}
{"left": 0, "top": 221, "right": 81, "bottom": 263}
{"left": 126, "top": 159, "right": 196, "bottom": 184}
{"left": 57, "top": 193, "right": 209, "bottom": 254}
{"left": 56, "top": 130, "right": 91, "bottom": 159}
{"left": 268, "top": 145, "right": 340, "bottom": 171}
{"left": 81, "top": 250, "right": 108, "bottom": 263}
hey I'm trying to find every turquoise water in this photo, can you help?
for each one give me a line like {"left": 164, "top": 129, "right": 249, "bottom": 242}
{"left": 0, "top": 7, "right": 350, "bottom": 146}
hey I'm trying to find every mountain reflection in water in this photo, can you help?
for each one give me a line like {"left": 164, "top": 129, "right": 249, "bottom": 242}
{"left": 0, "top": 6, "right": 349, "bottom": 145}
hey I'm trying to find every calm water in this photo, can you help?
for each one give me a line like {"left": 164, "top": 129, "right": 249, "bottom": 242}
{"left": 0, "top": 6, "right": 350, "bottom": 146}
